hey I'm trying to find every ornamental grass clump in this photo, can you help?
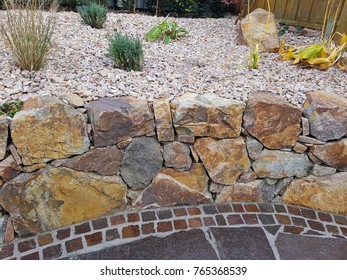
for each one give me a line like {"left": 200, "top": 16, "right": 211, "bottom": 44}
{"left": 108, "top": 32, "right": 143, "bottom": 71}
{"left": 0, "top": 0, "right": 57, "bottom": 71}
{"left": 77, "top": 2, "right": 108, "bottom": 29}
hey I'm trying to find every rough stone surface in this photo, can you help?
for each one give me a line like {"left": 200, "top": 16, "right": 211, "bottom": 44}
{"left": 163, "top": 142, "right": 192, "bottom": 170}
{"left": 23, "top": 163, "right": 46, "bottom": 173}
{"left": 293, "top": 142, "right": 307, "bottom": 154}
{"left": 120, "top": 137, "right": 163, "bottom": 190}
{"left": 0, "top": 115, "right": 8, "bottom": 161}
{"left": 171, "top": 92, "right": 245, "bottom": 139}
{"left": 282, "top": 173, "right": 347, "bottom": 215}
{"left": 59, "top": 93, "right": 84, "bottom": 108}
{"left": 153, "top": 98, "right": 174, "bottom": 142}
{"left": 0, "top": 167, "right": 127, "bottom": 236}
{"left": 238, "top": 171, "right": 258, "bottom": 183}
{"left": 11, "top": 96, "right": 90, "bottom": 165}
{"left": 194, "top": 137, "right": 250, "bottom": 185}
{"left": 240, "top": 8, "right": 280, "bottom": 52}
{"left": 8, "top": 144, "right": 22, "bottom": 165}
{"left": 64, "top": 146, "right": 123, "bottom": 176}
{"left": 243, "top": 92, "right": 302, "bottom": 149}
{"left": 87, "top": 97, "right": 155, "bottom": 147}
{"left": 246, "top": 136, "right": 264, "bottom": 160}
{"left": 216, "top": 180, "right": 264, "bottom": 203}
{"left": 134, "top": 172, "right": 212, "bottom": 208}
{"left": 312, "top": 165, "right": 337, "bottom": 177}
{"left": 302, "top": 117, "right": 310, "bottom": 136}
{"left": 252, "top": 150, "right": 312, "bottom": 179}
{"left": 298, "top": 136, "right": 325, "bottom": 145}
{"left": 0, "top": 155, "right": 22, "bottom": 182}
{"left": 303, "top": 91, "right": 347, "bottom": 141}
{"left": 311, "top": 139, "right": 347, "bottom": 171}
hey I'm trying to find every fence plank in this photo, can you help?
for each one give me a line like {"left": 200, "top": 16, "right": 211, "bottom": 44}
{"left": 296, "top": 0, "right": 314, "bottom": 21}
{"left": 336, "top": 0, "right": 347, "bottom": 35}
{"left": 274, "top": 0, "right": 287, "bottom": 19}
{"left": 284, "top": 0, "right": 299, "bottom": 20}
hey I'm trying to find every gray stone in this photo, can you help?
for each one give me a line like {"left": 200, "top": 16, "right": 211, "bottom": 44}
{"left": 312, "top": 165, "right": 337, "bottom": 177}
{"left": 274, "top": 177, "right": 293, "bottom": 196}
{"left": 265, "top": 178, "right": 278, "bottom": 185}
{"left": 246, "top": 137, "right": 264, "bottom": 161}
{"left": 238, "top": 170, "right": 258, "bottom": 183}
{"left": 298, "top": 136, "right": 326, "bottom": 145}
{"left": 8, "top": 144, "right": 22, "bottom": 165}
{"left": 301, "top": 117, "right": 310, "bottom": 136}
{"left": 163, "top": 142, "right": 192, "bottom": 170}
{"left": 0, "top": 115, "right": 8, "bottom": 161}
{"left": 120, "top": 137, "right": 163, "bottom": 190}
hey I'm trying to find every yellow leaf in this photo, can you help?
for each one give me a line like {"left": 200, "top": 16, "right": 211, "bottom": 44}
{"left": 297, "top": 44, "right": 325, "bottom": 60}
{"left": 307, "top": 57, "right": 330, "bottom": 65}
{"left": 339, "top": 33, "right": 347, "bottom": 46}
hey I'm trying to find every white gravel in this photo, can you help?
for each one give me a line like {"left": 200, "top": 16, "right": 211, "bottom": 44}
{"left": 0, "top": 11, "right": 346, "bottom": 107}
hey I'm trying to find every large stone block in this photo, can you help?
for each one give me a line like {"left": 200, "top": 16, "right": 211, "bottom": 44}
{"left": 0, "top": 115, "right": 8, "bottom": 161}
{"left": 87, "top": 97, "right": 155, "bottom": 147}
{"left": 216, "top": 180, "right": 264, "bottom": 203}
{"left": 303, "top": 91, "right": 347, "bottom": 141}
{"left": 282, "top": 173, "right": 347, "bottom": 215}
{"left": 252, "top": 150, "right": 312, "bottom": 179}
{"left": 194, "top": 137, "right": 250, "bottom": 185}
{"left": 171, "top": 93, "right": 245, "bottom": 139}
{"left": 0, "top": 167, "right": 127, "bottom": 236}
{"left": 11, "top": 96, "right": 90, "bottom": 166}
{"left": 163, "top": 141, "right": 192, "bottom": 170}
{"left": 153, "top": 98, "right": 174, "bottom": 142}
{"left": 243, "top": 92, "right": 302, "bottom": 149}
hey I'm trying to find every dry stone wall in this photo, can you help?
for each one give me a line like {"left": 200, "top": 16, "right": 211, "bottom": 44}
{"left": 0, "top": 91, "right": 346, "bottom": 238}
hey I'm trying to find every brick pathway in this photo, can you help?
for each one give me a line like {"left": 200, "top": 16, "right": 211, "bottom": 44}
{"left": 1, "top": 203, "right": 347, "bottom": 260}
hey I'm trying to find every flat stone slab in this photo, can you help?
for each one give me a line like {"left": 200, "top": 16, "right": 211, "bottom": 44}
{"left": 276, "top": 233, "right": 347, "bottom": 260}
{"left": 73, "top": 229, "right": 218, "bottom": 260}
{"left": 210, "top": 227, "right": 276, "bottom": 260}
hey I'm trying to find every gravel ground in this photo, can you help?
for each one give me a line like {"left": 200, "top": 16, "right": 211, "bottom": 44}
{"left": 0, "top": 11, "right": 346, "bottom": 107}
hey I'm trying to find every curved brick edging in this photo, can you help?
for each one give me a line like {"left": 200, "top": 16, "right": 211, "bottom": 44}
{"left": 1, "top": 203, "right": 346, "bottom": 260}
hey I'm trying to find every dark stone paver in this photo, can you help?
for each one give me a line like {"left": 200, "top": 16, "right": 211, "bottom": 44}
{"left": 276, "top": 233, "right": 347, "bottom": 260}
{"left": 73, "top": 229, "right": 218, "bottom": 260}
{"left": 210, "top": 227, "right": 276, "bottom": 260}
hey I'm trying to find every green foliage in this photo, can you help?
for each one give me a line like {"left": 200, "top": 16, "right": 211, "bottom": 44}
{"left": 77, "top": 2, "right": 108, "bottom": 29}
{"left": 58, "top": 0, "right": 107, "bottom": 10}
{"left": 146, "top": 17, "right": 188, "bottom": 44}
{"left": 0, "top": 99, "right": 24, "bottom": 118}
{"left": 108, "top": 32, "right": 143, "bottom": 71}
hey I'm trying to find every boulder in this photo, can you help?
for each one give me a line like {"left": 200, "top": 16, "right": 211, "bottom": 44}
{"left": 303, "top": 91, "right": 347, "bottom": 141}
{"left": 252, "top": 149, "right": 312, "bottom": 179}
{"left": 282, "top": 173, "right": 347, "bottom": 215}
{"left": 216, "top": 180, "right": 264, "bottom": 203}
{"left": 171, "top": 93, "right": 245, "bottom": 139}
{"left": 120, "top": 137, "right": 163, "bottom": 190}
{"left": 59, "top": 93, "right": 84, "bottom": 108}
{"left": 153, "top": 98, "right": 174, "bottom": 142}
{"left": 163, "top": 142, "right": 192, "bottom": 170}
{"left": 64, "top": 146, "right": 123, "bottom": 176}
{"left": 0, "top": 155, "right": 22, "bottom": 182}
{"left": 0, "top": 115, "right": 8, "bottom": 161}
{"left": 311, "top": 139, "right": 347, "bottom": 171}
{"left": 87, "top": 97, "right": 155, "bottom": 147}
{"left": 194, "top": 137, "right": 250, "bottom": 185}
{"left": 0, "top": 167, "right": 127, "bottom": 236}
{"left": 11, "top": 96, "right": 89, "bottom": 166}
{"left": 240, "top": 8, "right": 280, "bottom": 52}
{"left": 243, "top": 92, "right": 302, "bottom": 149}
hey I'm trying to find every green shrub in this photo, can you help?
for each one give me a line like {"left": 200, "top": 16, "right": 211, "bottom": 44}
{"left": 0, "top": 99, "right": 24, "bottom": 118}
{"left": 77, "top": 2, "right": 108, "bottom": 29}
{"left": 108, "top": 32, "right": 143, "bottom": 71}
{"left": 0, "top": 0, "right": 57, "bottom": 71}
{"left": 58, "top": 0, "right": 107, "bottom": 10}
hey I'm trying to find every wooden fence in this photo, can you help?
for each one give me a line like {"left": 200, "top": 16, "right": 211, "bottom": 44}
{"left": 253, "top": 0, "right": 347, "bottom": 35}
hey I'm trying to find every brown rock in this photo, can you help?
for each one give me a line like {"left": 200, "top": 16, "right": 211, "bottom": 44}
{"left": 238, "top": 171, "right": 258, "bottom": 183}
{"left": 171, "top": 93, "right": 245, "bottom": 139}
{"left": 298, "top": 136, "right": 325, "bottom": 145}
{"left": 189, "top": 146, "right": 200, "bottom": 162}
{"left": 0, "top": 167, "right": 127, "bottom": 236}
{"left": 282, "top": 173, "right": 347, "bottom": 215}
{"left": 87, "top": 97, "right": 155, "bottom": 147}
{"left": 64, "top": 146, "right": 123, "bottom": 176}
{"left": 209, "top": 182, "right": 225, "bottom": 194}
{"left": 177, "top": 135, "right": 195, "bottom": 143}
{"left": 303, "top": 91, "right": 347, "bottom": 141}
{"left": 0, "top": 115, "right": 8, "bottom": 161}
{"left": 23, "top": 163, "right": 47, "bottom": 173}
{"left": 216, "top": 180, "right": 264, "bottom": 203}
{"left": 153, "top": 98, "right": 174, "bottom": 142}
{"left": 311, "top": 139, "right": 347, "bottom": 171}
{"left": 194, "top": 137, "right": 250, "bottom": 185}
{"left": 116, "top": 138, "right": 132, "bottom": 149}
{"left": 8, "top": 144, "right": 22, "bottom": 165}
{"left": 293, "top": 142, "right": 307, "bottom": 154}
{"left": 11, "top": 96, "right": 90, "bottom": 166}
{"left": 59, "top": 93, "right": 84, "bottom": 108}
{"left": 0, "top": 155, "right": 22, "bottom": 182}
{"left": 243, "top": 92, "right": 302, "bottom": 149}
{"left": 163, "top": 142, "right": 192, "bottom": 170}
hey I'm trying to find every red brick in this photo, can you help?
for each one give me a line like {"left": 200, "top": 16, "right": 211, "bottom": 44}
{"left": 215, "top": 215, "right": 227, "bottom": 226}
{"left": 284, "top": 226, "right": 304, "bottom": 235}
{"left": 0, "top": 243, "right": 14, "bottom": 259}
{"left": 258, "top": 203, "right": 274, "bottom": 213}
{"left": 227, "top": 214, "right": 244, "bottom": 225}
{"left": 157, "top": 221, "right": 173, "bottom": 232}
{"left": 275, "top": 214, "right": 292, "bottom": 225}
{"left": 274, "top": 204, "right": 287, "bottom": 213}
{"left": 173, "top": 208, "right": 187, "bottom": 217}
{"left": 301, "top": 208, "right": 317, "bottom": 219}
{"left": 122, "top": 225, "right": 140, "bottom": 238}
{"left": 307, "top": 220, "right": 325, "bottom": 232}
{"left": 18, "top": 239, "right": 36, "bottom": 253}
{"left": 318, "top": 212, "right": 333, "bottom": 223}
{"left": 203, "top": 217, "right": 216, "bottom": 226}
{"left": 74, "top": 222, "right": 91, "bottom": 235}
{"left": 127, "top": 213, "right": 140, "bottom": 223}
{"left": 242, "top": 214, "right": 258, "bottom": 224}
{"left": 287, "top": 205, "right": 302, "bottom": 216}
{"left": 106, "top": 229, "right": 120, "bottom": 241}
{"left": 141, "top": 211, "right": 157, "bottom": 221}
{"left": 110, "top": 215, "right": 126, "bottom": 226}
{"left": 56, "top": 228, "right": 71, "bottom": 240}
{"left": 203, "top": 205, "right": 218, "bottom": 214}
{"left": 141, "top": 223, "right": 155, "bottom": 235}
{"left": 340, "top": 227, "right": 347, "bottom": 236}
{"left": 216, "top": 204, "right": 233, "bottom": 213}
{"left": 21, "top": 252, "right": 40, "bottom": 260}
{"left": 38, "top": 233, "right": 53, "bottom": 247}
{"left": 326, "top": 225, "right": 339, "bottom": 234}
{"left": 244, "top": 204, "right": 260, "bottom": 212}
{"left": 42, "top": 244, "right": 62, "bottom": 260}
{"left": 65, "top": 238, "right": 83, "bottom": 253}
{"left": 85, "top": 232, "right": 103, "bottom": 247}
{"left": 232, "top": 204, "right": 245, "bottom": 212}
{"left": 157, "top": 210, "right": 173, "bottom": 219}
{"left": 188, "top": 218, "right": 203, "bottom": 228}
{"left": 92, "top": 217, "right": 108, "bottom": 230}
{"left": 187, "top": 207, "right": 201, "bottom": 216}
{"left": 334, "top": 215, "right": 347, "bottom": 226}
{"left": 174, "top": 220, "right": 188, "bottom": 230}
{"left": 258, "top": 214, "right": 275, "bottom": 225}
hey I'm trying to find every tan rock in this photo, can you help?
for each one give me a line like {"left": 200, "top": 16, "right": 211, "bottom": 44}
{"left": 23, "top": 163, "right": 47, "bottom": 173}
{"left": 216, "top": 180, "right": 264, "bottom": 203}
{"left": 59, "top": 93, "right": 84, "bottom": 108}
{"left": 243, "top": 92, "right": 302, "bottom": 149}
{"left": 153, "top": 98, "right": 174, "bottom": 142}
{"left": 0, "top": 115, "right": 8, "bottom": 161}
{"left": 189, "top": 146, "right": 200, "bottom": 162}
{"left": 11, "top": 96, "right": 90, "bottom": 165}
{"left": 293, "top": 142, "right": 307, "bottom": 154}
{"left": 282, "top": 173, "right": 347, "bottom": 215}
{"left": 0, "top": 167, "right": 127, "bottom": 236}
{"left": 194, "top": 137, "right": 250, "bottom": 185}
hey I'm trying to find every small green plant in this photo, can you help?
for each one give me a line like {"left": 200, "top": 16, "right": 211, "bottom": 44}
{"left": 146, "top": 16, "right": 188, "bottom": 45}
{"left": 108, "top": 32, "right": 143, "bottom": 71}
{"left": 0, "top": 99, "right": 24, "bottom": 118}
{"left": 0, "top": 0, "right": 57, "bottom": 71}
{"left": 77, "top": 2, "right": 108, "bottom": 29}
